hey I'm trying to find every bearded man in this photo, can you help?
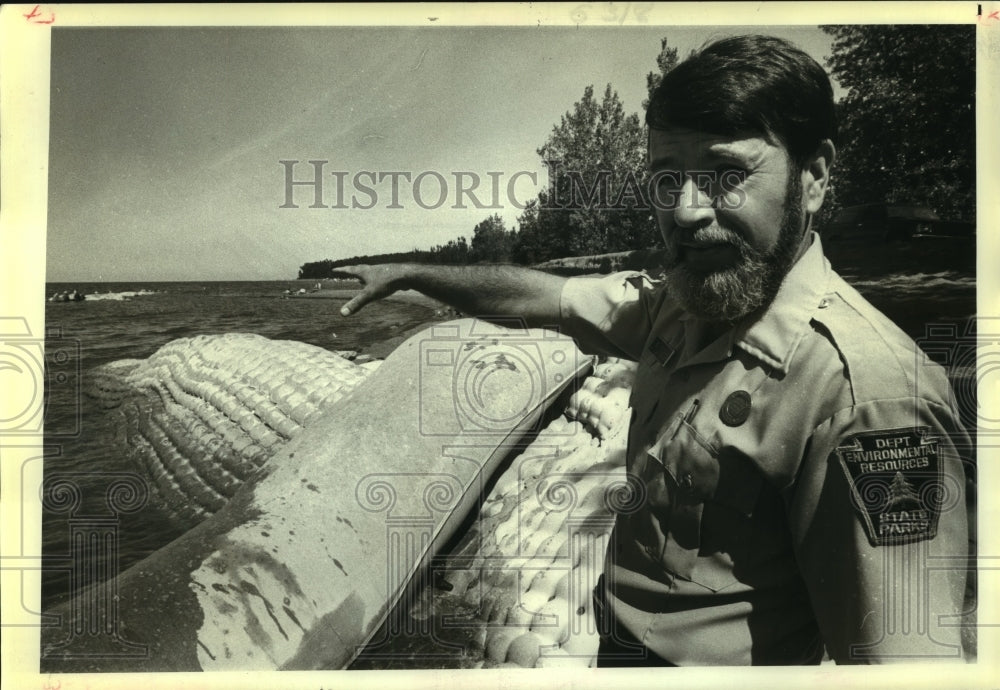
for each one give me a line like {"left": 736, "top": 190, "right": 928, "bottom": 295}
{"left": 338, "top": 35, "right": 972, "bottom": 665}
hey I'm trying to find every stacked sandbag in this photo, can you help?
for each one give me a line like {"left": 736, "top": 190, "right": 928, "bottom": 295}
{"left": 414, "top": 359, "right": 636, "bottom": 668}
{"left": 85, "top": 333, "right": 369, "bottom": 528}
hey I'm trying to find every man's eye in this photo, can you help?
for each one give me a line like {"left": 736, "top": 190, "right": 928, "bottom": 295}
{"left": 653, "top": 171, "right": 683, "bottom": 190}
{"left": 716, "top": 167, "right": 748, "bottom": 188}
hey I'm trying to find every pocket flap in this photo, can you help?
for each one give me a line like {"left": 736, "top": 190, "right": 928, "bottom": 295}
{"left": 651, "top": 419, "right": 762, "bottom": 516}
{"left": 651, "top": 418, "right": 719, "bottom": 504}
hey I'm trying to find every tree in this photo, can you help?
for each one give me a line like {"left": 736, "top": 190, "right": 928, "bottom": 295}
{"left": 821, "top": 26, "right": 975, "bottom": 221}
{"left": 887, "top": 471, "right": 921, "bottom": 510}
{"left": 429, "top": 236, "right": 470, "bottom": 264}
{"left": 512, "top": 196, "right": 574, "bottom": 265}
{"left": 513, "top": 38, "right": 684, "bottom": 263}
{"left": 469, "top": 214, "right": 516, "bottom": 263}
{"left": 643, "top": 38, "right": 680, "bottom": 110}
{"left": 514, "top": 82, "right": 656, "bottom": 262}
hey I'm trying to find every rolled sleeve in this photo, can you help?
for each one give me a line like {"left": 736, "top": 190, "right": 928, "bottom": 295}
{"left": 559, "top": 271, "right": 662, "bottom": 360}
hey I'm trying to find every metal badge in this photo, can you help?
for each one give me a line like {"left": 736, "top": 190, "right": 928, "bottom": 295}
{"left": 719, "top": 390, "right": 751, "bottom": 427}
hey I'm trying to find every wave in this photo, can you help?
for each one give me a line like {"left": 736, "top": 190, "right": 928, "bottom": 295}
{"left": 66, "top": 289, "right": 159, "bottom": 302}
{"left": 846, "top": 271, "right": 976, "bottom": 292}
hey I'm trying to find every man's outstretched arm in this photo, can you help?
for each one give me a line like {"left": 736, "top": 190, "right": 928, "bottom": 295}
{"left": 337, "top": 263, "right": 567, "bottom": 328}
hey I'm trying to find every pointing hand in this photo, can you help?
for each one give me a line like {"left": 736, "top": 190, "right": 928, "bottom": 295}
{"left": 338, "top": 265, "right": 403, "bottom": 316}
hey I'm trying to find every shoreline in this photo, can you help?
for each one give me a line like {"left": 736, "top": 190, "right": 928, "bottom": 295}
{"left": 287, "top": 287, "right": 446, "bottom": 311}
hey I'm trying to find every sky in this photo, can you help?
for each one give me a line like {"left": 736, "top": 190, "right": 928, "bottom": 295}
{"left": 46, "top": 25, "right": 843, "bottom": 282}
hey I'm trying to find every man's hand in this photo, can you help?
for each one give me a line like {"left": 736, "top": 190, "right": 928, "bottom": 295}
{"left": 338, "top": 265, "right": 405, "bottom": 316}
{"left": 335, "top": 262, "right": 567, "bottom": 328}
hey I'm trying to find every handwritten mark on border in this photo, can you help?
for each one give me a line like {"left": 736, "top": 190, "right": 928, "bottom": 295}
{"left": 24, "top": 5, "right": 56, "bottom": 24}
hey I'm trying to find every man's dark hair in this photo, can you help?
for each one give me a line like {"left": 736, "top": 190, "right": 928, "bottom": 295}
{"left": 647, "top": 34, "right": 837, "bottom": 167}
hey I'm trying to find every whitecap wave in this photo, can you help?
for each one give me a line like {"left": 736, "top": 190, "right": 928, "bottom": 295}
{"left": 83, "top": 289, "right": 159, "bottom": 301}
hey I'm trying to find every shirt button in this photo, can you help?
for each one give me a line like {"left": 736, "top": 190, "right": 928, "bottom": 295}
{"left": 679, "top": 473, "right": 694, "bottom": 490}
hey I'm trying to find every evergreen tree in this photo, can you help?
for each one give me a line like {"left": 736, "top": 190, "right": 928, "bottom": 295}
{"left": 887, "top": 471, "right": 921, "bottom": 509}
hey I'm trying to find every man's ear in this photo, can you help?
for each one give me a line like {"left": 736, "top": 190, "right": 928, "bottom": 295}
{"left": 803, "top": 140, "right": 836, "bottom": 215}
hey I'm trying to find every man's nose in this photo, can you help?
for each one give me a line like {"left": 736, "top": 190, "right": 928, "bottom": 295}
{"left": 673, "top": 175, "right": 715, "bottom": 229}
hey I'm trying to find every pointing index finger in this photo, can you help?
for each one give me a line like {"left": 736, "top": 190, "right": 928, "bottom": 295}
{"left": 340, "top": 293, "right": 365, "bottom": 316}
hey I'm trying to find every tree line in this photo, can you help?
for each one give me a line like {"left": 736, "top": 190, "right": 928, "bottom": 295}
{"left": 300, "top": 27, "right": 974, "bottom": 280}
{"left": 299, "top": 214, "right": 518, "bottom": 278}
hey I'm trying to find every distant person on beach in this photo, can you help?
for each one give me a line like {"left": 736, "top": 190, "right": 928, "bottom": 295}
{"left": 338, "top": 35, "right": 972, "bottom": 665}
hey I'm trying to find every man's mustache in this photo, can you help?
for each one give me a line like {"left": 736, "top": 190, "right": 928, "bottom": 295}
{"left": 665, "top": 226, "right": 752, "bottom": 258}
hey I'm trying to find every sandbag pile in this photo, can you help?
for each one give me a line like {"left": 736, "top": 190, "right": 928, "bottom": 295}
{"left": 85, "top": 333, "right": 369, "bottom": 527}
{"left": 411, "top": 359, "right": 635, "bottom": 668}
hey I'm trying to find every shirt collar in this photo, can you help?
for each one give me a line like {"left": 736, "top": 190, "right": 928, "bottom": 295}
{"left": 733, "top": 231, "right": 832, "bottom": 374}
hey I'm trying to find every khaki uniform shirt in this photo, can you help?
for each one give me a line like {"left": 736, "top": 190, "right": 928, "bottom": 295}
{"left": 560, "top": 233, "right": 970, "bottom": 664}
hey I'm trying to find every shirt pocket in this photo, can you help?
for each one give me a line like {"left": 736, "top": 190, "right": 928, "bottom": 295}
{"left": 647, "top": 415, "right": 764, "bottom": 591}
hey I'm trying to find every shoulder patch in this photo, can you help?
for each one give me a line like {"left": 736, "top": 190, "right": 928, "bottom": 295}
{"left": 834, "top": 427, "right": 943, "bottom": 546}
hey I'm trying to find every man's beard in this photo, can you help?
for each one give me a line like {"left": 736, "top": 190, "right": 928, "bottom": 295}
{"left": 661, "top": 174, "right": 804, "bottom": 323}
